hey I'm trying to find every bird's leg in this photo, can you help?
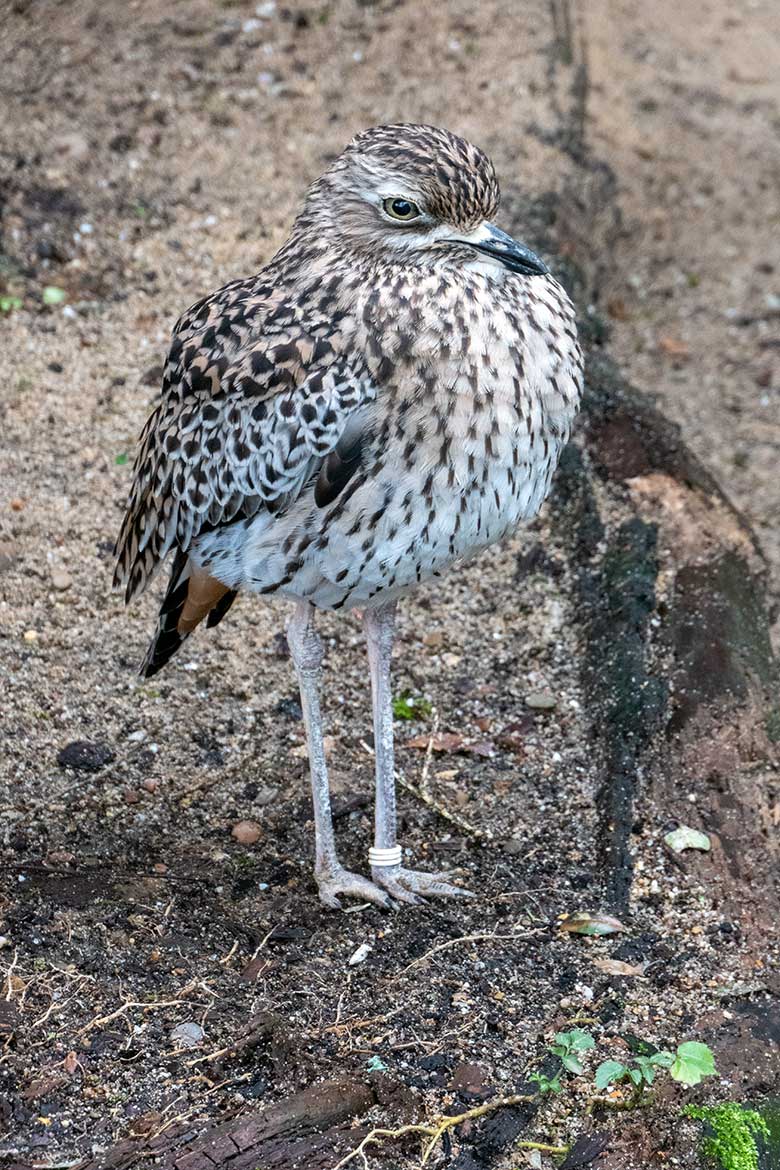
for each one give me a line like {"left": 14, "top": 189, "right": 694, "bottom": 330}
{"left": 364, "top": 602, "right": 475, "bottom": 903}
{"left": 287, "top": 601, "right": 392, "bottom": 910}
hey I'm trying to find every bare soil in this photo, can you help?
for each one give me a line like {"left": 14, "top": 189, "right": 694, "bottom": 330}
{"left": 0, "top": 2, "right": 778, "bottom": 1168}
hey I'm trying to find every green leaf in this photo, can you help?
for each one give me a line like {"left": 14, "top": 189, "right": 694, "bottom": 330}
{"left": 115, "top": 452, "right": 129, "bottom": 466}
{"left": 42, "top": 285, "right": 67, "bottom": 305}
{"left": 670, "top": 1041, "right": 716, "bottom": 1086}
{"left": 595, "top": 1060, "right": 626, "bottom": 1091}
{"left": 392, "top": 690, "right": 432, "bottom": 720}
{"left": 0, "top": 295, "right": 22, "bottom": 312}
{"left": 567, "top": 1029, "right": 596, "bottom": 1052}
{"left": 628, "top": 1067, "right": 643, "bottom": 1087}
{"left": 529, "top": 1071, "right": 562, "bottom": 1095}
{"left": 664, "top": 826, "right": 711, "bottom": 853}
{"left": 634, "top": 1056, "right": 656, "bottom": 1084}
{"left": 560, "top": 1053, "right": 584, "bottom": 1074}
{"left": 649, "top": 1050, "right": 675, "bottom": 1068}
{"left": 366, "top": 1055, "right": 388, "bottom": 1072}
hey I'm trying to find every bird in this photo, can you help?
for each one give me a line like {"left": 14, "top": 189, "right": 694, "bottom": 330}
{"left": 114, "top": 123, "right": 583, "bottom": 910}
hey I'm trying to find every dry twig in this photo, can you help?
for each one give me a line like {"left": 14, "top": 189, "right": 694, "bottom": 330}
{"left": 400, "top": 927, "right": 542, "bottom": 975}
{"left": 331, "top": 1093, "right": 541, "bottom": 1169}
{"left": 76, "top": 996, "right": 201, "bottom": 1040}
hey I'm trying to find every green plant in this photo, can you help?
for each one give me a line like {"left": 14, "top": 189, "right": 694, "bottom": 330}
{"left": 595, "top": 1051, "right": 673, "bottom": 1094}
{"left": 671, "top": 1041, "right": 717, "bottom": 1087}
{"left": 528, "top": 1070, "right": 562, "bottom": 1095}
{"left": 42, "top": 285, "right": 67, "bottom": 305}
{"left": 392, "top": 690, "right": 432, "bottom": 720}
{"left": 530, "top": 1029, "right": 595, "bottom": 1094}
{"left": 596, "top": 1041, "right": 716, "bottom": 1104}
{"left": 0, "top": 295, "right": 22, "bottom": 312}
{"left": 684, "top": 1103, "right": 769, "bottom": 1170}
{"left": 550, "top": 1029, "right": 596, "bottom": 1074}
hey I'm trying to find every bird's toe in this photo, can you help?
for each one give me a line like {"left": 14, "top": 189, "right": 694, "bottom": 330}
{"left": 316, "top": 867, "right": 394, "bottom": 911}
{"left": 372, "top": 865, "right": 475, "bottom": 902}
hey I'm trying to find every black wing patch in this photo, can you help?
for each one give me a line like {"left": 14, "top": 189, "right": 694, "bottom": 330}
{"left": 314, "top": 428, "right": 365, "bottom": 508}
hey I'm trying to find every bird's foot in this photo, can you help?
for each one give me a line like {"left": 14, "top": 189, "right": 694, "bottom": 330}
{"left": 371, "top": 864, "right": 476, "bottom": 905}
{"left": 315, "top": 865, "right": 393, "bottom": 911}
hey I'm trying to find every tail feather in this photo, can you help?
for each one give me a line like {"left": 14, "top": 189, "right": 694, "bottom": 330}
{"left": 140, "top": 551, "right": 237, "bottom": 678}
{"left": 206, "top": 588, "right": 238, "bottom": 628}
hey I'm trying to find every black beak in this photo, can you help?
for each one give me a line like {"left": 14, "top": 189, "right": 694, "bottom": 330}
{"left": 457, "top": 223, "right": 548, "bottom": 276}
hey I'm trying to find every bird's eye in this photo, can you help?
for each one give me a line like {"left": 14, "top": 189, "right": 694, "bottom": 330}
{"left": 383, "top": 197, "right": 421, "bottom": 222}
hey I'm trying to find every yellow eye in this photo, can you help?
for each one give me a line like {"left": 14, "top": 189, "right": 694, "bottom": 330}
{"left": 383, "top": 197, "right": 421, "bottom": 222}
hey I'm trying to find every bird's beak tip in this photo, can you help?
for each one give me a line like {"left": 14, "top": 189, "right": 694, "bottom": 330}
{"left": 457, "top": 223, "right": 549, "bottom": 277}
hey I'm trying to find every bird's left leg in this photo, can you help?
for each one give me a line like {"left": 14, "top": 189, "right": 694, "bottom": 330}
{"left": 287, "top": 601, "right": 392, "bottom": 910}
{"left": 364, "top": 602, "right": 475, "bottom": 903}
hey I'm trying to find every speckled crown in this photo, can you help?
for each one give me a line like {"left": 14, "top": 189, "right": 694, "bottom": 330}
{"left": 340, "top": 123, "right": 500, "bottom": 231}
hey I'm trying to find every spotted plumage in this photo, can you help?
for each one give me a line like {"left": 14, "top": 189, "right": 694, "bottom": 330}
{"left": 115, "top": 124, "right": 583, "bottom": 908}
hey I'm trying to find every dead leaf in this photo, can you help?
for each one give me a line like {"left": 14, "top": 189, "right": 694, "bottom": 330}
{"left": 592, "top": 958, "right": 644, "bottom": 977}
{"left": 658, "top": 335, "right": 690, "bottom": 359}
{"left": 405, "top": 732, "right": 494, "bottom": 756}
{"left": 64, "top": 1050, "right": 79, "bottom": 1075}
{"left": 558, "top": 911, "right": 626, "bottom": 937}
{"left": 406, "top": 732, "right": 465, "bottom": 752}
{"left": 664, "top": 826, "right": 711, "bottom": 853}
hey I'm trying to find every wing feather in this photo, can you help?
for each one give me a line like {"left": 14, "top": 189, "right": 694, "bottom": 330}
{"left": 114, "top": 280, "right": 374, "bottom": 602}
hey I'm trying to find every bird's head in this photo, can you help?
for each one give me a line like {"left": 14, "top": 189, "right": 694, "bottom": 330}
{"left": 297, "top": 123, "right": 548, "bottom": 278}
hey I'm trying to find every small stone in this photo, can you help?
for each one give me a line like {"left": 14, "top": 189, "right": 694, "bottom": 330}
{"left": 23, "top": 629, "right": 38, "bottom": 643}
{"left": 503, "top": 837, "right": 525, "bottom": 855}
{"left": 124, "top": 789, "right": 141, "bottom": 804}
{"left": 348, "top": 942, "right": 372, "bottom": 966}
{"left": 0, "top": 541, "right": 18, "bottom": 573}
{"left": 57, "top": 741, "right": 115, "bottom": 772}
{"left": 525, "top": 691, "right": 557, "bottom": 710}
{"left": 51, "top": 570, "right": 73, "bottom": 591}
{"left": 142, "top": 778, "right": 158, "bottom": 793}
{"left": 46, "top": 850, "right": 75, "bottom": 866}
{"left": 423, "top": 630, "right": 444, "bottom": 648}
{"left": 170, "top": 1021, "right": 205, "bottom": 1048}
{"left": 10, "top": 498, "right": 25, "bottom": 512}
{"left": 232, "top": 819, "right": 262, "bottom": 845}
{"left": 153, "top": 862, "right": 168, "bottom": 874}
{"left": 255, "top": 786, "right": 279, "bottom": 807}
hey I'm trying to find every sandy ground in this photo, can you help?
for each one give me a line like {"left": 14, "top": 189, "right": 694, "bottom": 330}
{"left": 585, "top": 0, "right": 780, "bottom": 644}
{"left": 0, "top": 1, "right": 778, "bottom": 1167}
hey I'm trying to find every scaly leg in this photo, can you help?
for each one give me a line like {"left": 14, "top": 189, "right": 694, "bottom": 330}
{"left": 363, "top": 602, "right": 475, "bottom": 903}
{"left": 287, "top": 601, "right": 391, "bottom": 910}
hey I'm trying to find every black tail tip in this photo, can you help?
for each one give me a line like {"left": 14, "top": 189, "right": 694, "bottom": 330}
{"left": 139, "top": 627, "right": 186, "bottom": 678}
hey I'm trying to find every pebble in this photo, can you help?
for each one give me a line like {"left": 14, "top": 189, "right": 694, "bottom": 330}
{"left": 255, "top": 785, "right": 279, "bottom": 807}
{"left": 23, "top": 629, "right": 38, "bottom": 643}
{"left": 51, "top": 570, "right": 73, "bottom": 591}
{"left": 170, "top": 1021, "right": 205, "bottom": 1048}
{"left": 525, "top": 691, "right": 557, "bottom": 710}
{"left": 348, "top": 942, "right": 372, "bottom": 966}
{"left": 503, "top": 837, "right": 525, "bottom": 855}
{"left": 0, "top": 541, "right": 18, "bottom": 574}
{"left": 232, "top": 819, "right": 262, "bottom": 845}
{"left": 57, "top": 740, "right": 115, "bottom": 772}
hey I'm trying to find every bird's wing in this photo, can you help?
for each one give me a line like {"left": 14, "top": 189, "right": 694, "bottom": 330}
{"left": 114, "top": 283, "right": 374, "bottom": 602}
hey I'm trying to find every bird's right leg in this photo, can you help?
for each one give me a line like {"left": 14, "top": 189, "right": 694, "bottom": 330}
{"left": 287, "top": 601, "right": 392, "bottom": 910}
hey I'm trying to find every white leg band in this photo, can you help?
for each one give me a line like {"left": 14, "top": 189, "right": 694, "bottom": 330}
{"left": 369, "top": 845, "right": 402, "bottom": 868}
